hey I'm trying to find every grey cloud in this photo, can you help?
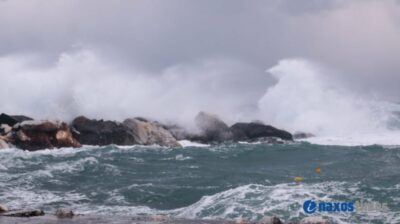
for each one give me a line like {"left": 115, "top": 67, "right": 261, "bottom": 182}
{"left": 0, "top": 0, "right": 399, "bottom": 108}
{"left": 278, "top": 0, "right": 346, "bottom": 15}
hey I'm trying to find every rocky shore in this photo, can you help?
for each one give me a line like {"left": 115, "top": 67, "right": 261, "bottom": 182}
{"left": 0, "top": 112, "right": 295, "bottom": 151}
{"left": 0, "top": 206, "right": 331, "bottom": 224}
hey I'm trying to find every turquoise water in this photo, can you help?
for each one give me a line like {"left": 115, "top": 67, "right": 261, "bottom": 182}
{"left": 0, "top": 143, "right": 399, "bottom": 223}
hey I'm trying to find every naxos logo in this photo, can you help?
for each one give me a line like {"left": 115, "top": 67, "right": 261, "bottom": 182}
{"left": 303, "top": 200, "right": 318, "bottom": 214}
{"left": 303, "top": 200, "right": 354, "bottom": 214}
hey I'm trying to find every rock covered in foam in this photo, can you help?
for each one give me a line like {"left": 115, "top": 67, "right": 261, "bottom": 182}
{"left": 123, "top": 118, "right": 181, "bottom": 147}
{"left": 169, "top": 111, "right": 293, "bottom": 145}
{"left": 293, "top": 132, "right": 315, "bottom": 139}
{"left": 12, "top": 120, "right": 81, "bottom": 151}
{"left": 193, "top": 111, "right": 233, "bottom": 143}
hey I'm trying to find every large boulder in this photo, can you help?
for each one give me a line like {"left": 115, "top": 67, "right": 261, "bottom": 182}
{"left": 0, "top": 124, "right": 12, "bottom": 135}
{"left": 0, "top": 138, "right": 11, "bottom": 149}
{"left": 71, "top": 116, "right": 136, "bottom": 146}
{"left": 123, "top": 118, "right": 181, "bottom": 147}
{"left": 0, "top": 113, "right": 33, "bottom": 127}
{"left": 230, "top": 122, "right": 293, "bottom": 141}
{"left": 55, "top": 208, "right": 74, "bottom": 218}
{"left": 194, "top": 112, "right": 233, "bottom": 143}
{"left": 0, "top": 209, "right": 44, "bottom": 217}
{"left": 12, "top": 120, "right": 81, "bottom": 151}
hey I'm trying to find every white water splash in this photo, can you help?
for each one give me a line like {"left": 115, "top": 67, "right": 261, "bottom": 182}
{"left": 259, "top": 59, "right": 400, "bottom": 146}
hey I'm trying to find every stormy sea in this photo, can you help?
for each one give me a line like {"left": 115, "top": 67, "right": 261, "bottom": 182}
{"left": 1, "top": 57, "right": 400, "bottom": 224}
{"left": 0, "top": 139, "right": 400, "bottom": 224}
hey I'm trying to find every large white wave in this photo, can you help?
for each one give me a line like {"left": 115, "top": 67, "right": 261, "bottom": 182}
{"left": 258, "top": 59, "right": 400, "bottom": 145}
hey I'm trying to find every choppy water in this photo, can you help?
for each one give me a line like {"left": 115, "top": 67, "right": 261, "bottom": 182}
{"left": 1, "top": 143, "right": 400, "bottom": 223}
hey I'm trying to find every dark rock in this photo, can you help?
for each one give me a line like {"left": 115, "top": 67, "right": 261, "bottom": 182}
{"left": 0, "top": 124, "right": 12, "bottom": 136}
{"left": 11, "top": 115, "right": 34, "bottom": 123}
{"left": 55, "top": 208, "right": 74, "bottom": 218}
{"left": 123, "top": 118, "right": 181, "bottom": 147}
{"left": 194, "top": 112, "right": 233, "bottom": 143}
{"left": 0, "top": 204, "right": 8, "bottom": 213}
{"left": 259, "top": 216, "right": 283, "bottom": 224}
{"left": 0, "top": 113, "right": 33, "bottom": 127}
{"left": 230, "top": 122, "right": 293, "bottom": 141}
{"left": 13, "top": 120, "right": 81, "bottom": 151}
{"left": 293, "top": 132, "right": 315, "bottom": 139}
{"left": 1, "top": 209, "right": 44, "bottom": 217}
{"left": 71, "top": 116, "right": 136, "bottom": 146}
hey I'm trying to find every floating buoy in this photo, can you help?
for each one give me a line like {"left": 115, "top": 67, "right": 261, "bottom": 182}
{"left": 315, "top": 166, "right": 321, "bottom": 174}
{"left": 294, "top": 176, "right": 303, "bottom": 182}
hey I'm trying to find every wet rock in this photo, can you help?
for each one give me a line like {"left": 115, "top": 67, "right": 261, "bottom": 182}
{"left": 258, "top": 216, "right": 283, "bottom": 224}
{"left": 55, "top": 208, "right": 74, "bottom": 218}
{"left": 13, "top": 120, "right": 81, "bottom": 151}
{"left": 230, "top": 122, "right": 293, "bottom": 141}
{"left": 0, "top": 113, "right": 33, "bottom": 127}
{"left": 1, "top": 209, "right": 44, "bottom": 217}
{"left": 0, "top": 204, "right": 8, "bottom": 213}
{"left": 300, "top": 216, "right": 330, "bottom": 224}
{"left": 123, "top": 118, "right": 181, "bottom": 147}
{"left": 71, "top": 116, "right": 136, "bottom": 146}
{"left": 194, "top": 112, "right": 233, "bottom": 143}
{"left": 0, "top": 138, "right": 11, "bottom": 149}
{"left": 0, "top": 124, "right": 12, "bottom": 135}
{"left": 293, "top": 132, "right": 315, "bottom": 139}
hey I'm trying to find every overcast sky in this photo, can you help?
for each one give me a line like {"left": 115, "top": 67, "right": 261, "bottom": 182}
{"left": 0, "top": 0, "right": 399, "bottom": 123}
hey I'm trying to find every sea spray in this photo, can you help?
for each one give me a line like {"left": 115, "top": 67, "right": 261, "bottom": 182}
{"left": 258, "top": 59, "right": 400, "bottom": 139}
{"left": 0, "top": 50, "right": 264, "bottom": 128}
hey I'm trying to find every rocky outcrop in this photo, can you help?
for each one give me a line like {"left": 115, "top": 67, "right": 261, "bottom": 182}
{"left": 193, "top": 112, "right": 233, "bottom": 143}
{"left": 0, "top": 209, "right": 44, "bottom": 217}
{"left": 123, "top": 118, "right": 181, "bottom": 147}
{"left": 0, "top": 113, "right": 33, "bottom": 127}
{"left": 0, "top": 112, "right": 295, "bottom": 150}
{"left": 12, "top": 120, "right": 81, "bottom": 151}
{"left": 55, "top": 208, "right": 74, "bottom": 218}
{"left": 230, "top": 122, "right": 293, "bottom": 141}
{"left": 258, "top": 216, "right": 283, "bottom": 224}
{"left": 0, "top": 204, "right": 8, "bottom": 213}
{"left": 169, "top": 112, "right": 293, "bottom": 144}
{"left": 293, "top": 132, "right": 315, "bottom": 139}
{"left": 0, "top": 138, "right": 11, "bottom": 149}
{"left": 71, "top": 116, "right": 136, "bottom": 146}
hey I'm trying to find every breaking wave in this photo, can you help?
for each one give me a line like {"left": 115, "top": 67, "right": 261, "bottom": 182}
{"left": 258, "top": 59, "right": 400, "bottom": 146}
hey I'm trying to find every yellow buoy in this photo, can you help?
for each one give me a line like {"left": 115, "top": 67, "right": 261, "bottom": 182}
{"left": 315, "top": 166, "right": 321, "bottom": 174}
{"left": 294, "top": 176, "right": 303, "bottom": 182}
